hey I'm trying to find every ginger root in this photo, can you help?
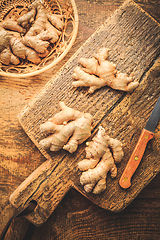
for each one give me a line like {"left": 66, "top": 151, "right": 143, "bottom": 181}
{"left": 0, "top": 46, "right": 20, "bottom": 65}
{"left": 0, "top": 0, "right": 64, "bottom": 65}
{"left": 78, "top": 126, "right": 124, "bottom": 194}
{"left": 0, "top": 30, "right": 41, "bottom": 64}
{"left": 72, "top": 48, "right": 139, "bottom": 93}
{"left": 21, "top": 0, "right": 63, "bottom": 54}
{"left": 2, "top": 18, "right": 26, "bottom": 34}
{"left": 39, "top": 102, "right": 93, "bottom": 153}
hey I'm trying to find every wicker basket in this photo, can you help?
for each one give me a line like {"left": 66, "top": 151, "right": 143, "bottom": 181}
{"left": 0, "top": 0, "right": 78, "bottom": 77}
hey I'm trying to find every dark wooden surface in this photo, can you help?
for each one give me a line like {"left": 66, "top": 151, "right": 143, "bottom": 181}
{"left": 9, "top": 0, "right": 160, "bottom": 226}
{"left": 0, "top": 0, "right": 160, "bottom": 239}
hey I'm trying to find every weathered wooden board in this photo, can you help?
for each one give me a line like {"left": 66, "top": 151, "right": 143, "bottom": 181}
{"left": 10, "top": 0, "right": 160, "bottom": 226}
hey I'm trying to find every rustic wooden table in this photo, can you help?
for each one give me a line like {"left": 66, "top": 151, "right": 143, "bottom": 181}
{"left": 0, "top": 0, "right": 160, "bottom": 239}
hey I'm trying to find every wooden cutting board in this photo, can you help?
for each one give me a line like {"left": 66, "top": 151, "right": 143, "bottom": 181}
{"left": 10, "top": 0, "right": 160, "bottom": 226}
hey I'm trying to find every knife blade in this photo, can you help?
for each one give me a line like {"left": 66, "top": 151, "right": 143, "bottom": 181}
{"left": 119, "top": 96, "right": 160, "bottom": 189}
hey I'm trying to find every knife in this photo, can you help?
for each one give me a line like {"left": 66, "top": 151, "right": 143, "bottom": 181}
{"left": 119, "top": 96, "right": 160, "bottom": 189}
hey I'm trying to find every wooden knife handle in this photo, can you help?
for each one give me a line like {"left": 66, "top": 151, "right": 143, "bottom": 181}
{"left": 119, "top": 129, "right": 154, "bottom": 189}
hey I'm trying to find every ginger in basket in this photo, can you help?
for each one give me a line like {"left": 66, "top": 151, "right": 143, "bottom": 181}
{"left": 78, "top": 126, "right": 124, "bottom": 194}
{"left": 0, "top": 0, "right": 64, "bottom": 65}
{"left": 21, "top": 0, "right": 64, "bottom": 55}
{"left": 0, "top": 30, "right": 41, "bottom": 64}
{"left": 72, "top": 48, "right": 139, "bottom": 93}
{"left": 39, "top": 102, "right": 93, "bottom": 153}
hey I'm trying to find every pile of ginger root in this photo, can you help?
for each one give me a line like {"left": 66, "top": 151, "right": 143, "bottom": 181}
{"left": 0, "top": 0, "right": 64, "bottom": 65}
{"left": 39, "top": 102, "right": 124, "bottom": 194}
{"left": 72, "top": 47, "right": 139, "bottom": 93}
{"left": 78, "top": 126, "right": 124, "bottom": 194}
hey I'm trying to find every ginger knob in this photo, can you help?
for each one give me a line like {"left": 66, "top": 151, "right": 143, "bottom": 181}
{"left": 78, "top": 126, "right": 124, "bottom": 194}
{"left": 72, "top": 48, "right": 139, "bottom": 93}
{"left": 39, "top": 102, "right": 93, "bottom": 153}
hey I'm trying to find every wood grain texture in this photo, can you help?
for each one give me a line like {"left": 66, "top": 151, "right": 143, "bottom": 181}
{"left": 1, "top": 0, "right": 160, "bottom": 239}
{"left": 9, "top": 0, "right": 160, "bottom": 226}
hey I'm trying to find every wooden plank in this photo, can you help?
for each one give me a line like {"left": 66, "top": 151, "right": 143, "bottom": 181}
{"left": 10, "top": 0, "right": 160, "bottom": 226}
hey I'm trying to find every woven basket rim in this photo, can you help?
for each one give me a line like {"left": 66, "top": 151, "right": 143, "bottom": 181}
{"left": 0, "top": 0, "right": 79, "bottom": 77}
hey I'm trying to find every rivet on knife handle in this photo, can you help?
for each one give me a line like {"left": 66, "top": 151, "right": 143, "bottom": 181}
{"left": 119, "top": 96, "right": 160, "bottom": 189}
{"left": 119, "top": 129, "right": 154, "bottom": 189}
